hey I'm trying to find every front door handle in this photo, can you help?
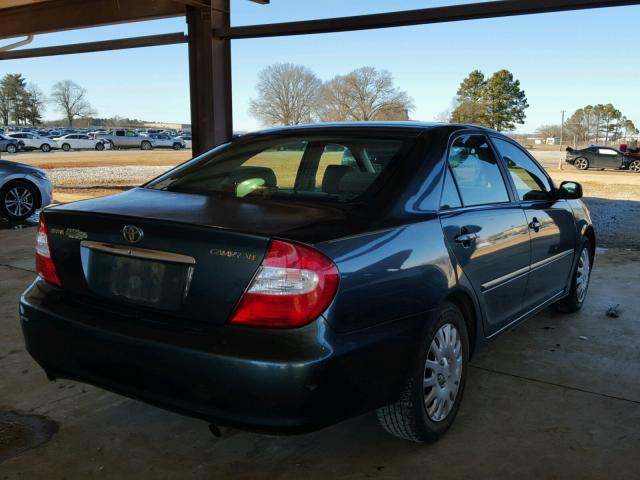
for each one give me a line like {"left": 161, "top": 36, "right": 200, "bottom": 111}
{"left": 454, "top": 232, "right": 478, "bottom": 247}
{"left": 529, "top": 218, "right": 542, "bottom": 232}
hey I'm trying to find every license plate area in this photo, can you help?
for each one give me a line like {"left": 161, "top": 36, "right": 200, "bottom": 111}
{"left": 80, "top": 241, "right": 195, "bottom": 310}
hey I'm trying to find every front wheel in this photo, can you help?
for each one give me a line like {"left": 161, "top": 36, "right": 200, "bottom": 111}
{"left": 554, "top": 237, "right": 592, "bottom": 313}
{"left": 629, "top": 160, "right": 640, "bottom": 172}
{"left": 6, "top": 144, "right": 17, "bottom": 154}
{"left": 95, "top": 142, "right": 105, "bottom": 151}
{"left": 172, "top": 142, "right": 182, "bottom": 150}
{"left": 0, "top": 181, "right": 38, "bottom": 221}
{"left": 141, "top": 141, "right": 152, "bottom": 151}
{"left": 41, "top": 143, "right": 51, "bottom": 152}
{"left": 575, "top": 157, "right": 589, "bottom": 170}
{"left": 377, "top": 302, "right": 469, "bottom": 443}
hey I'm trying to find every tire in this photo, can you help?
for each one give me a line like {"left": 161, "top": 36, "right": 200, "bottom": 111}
{"left": 141, "top": 141, "right": 152, "bottom": 151}
{"left": 377, "top": 302, "right": 469, "bottom": 443}
{"left": 6, "top": 143, "right": 17, "bottom": 154}
{"left": 0, "top": 181, "right": 38, "bottom": 221}
{"left": 574, "top": 157, "right": 589, "bottom": 170}
{"left": 629, "top": 160, "right": 640, "bottom": 173}
{"left": 95, "top": 142, "right": 105, "bottom": 151}
{"left": 41, "top": 143, "right": 51, "bottom": 152}
{"left": 554, "top": 237, "right": 592, "bottom": 313}
{"left": 172, "top": 142, "right": 182, "bottom": 150}
{"left": 61, "top": 143, "right": 71, "bottom": 152}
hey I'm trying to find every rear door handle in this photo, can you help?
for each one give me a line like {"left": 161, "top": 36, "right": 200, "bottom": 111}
{"left": 528, "top": 218, "right": 542, "bottom": 232}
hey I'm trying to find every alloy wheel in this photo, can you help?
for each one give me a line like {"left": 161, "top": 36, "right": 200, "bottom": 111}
{"left": 424, "top": 323, "right": 463, "bottom": 422}
{"left": 576, "top": 247, "right": 591, "bottom": 303}
{"left": 575, "top": 158, "right": 588, "bottom": 170}
{"left": 4, "top": 186, "right": 34, "bottom": 218}
{"left": 630, "top": 160, "right": 640, "bottom": 173}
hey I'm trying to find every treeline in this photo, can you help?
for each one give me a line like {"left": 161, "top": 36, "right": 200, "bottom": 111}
{"left": 0, "top": 74, "right": 45, "bottom": 126}
{"left": 249, "top": 64, "right": 414, "bottom": 126}
{"left": 538, "top": 104, "right": 638, "bottom": 144}
{"left": 446, "top": 69, "right": 529, "bottom": 132}
{"left": 0, "top": 74, "right": 95, "bottom": 127}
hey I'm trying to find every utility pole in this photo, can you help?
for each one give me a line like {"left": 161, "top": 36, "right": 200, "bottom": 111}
{"left": 558, "top": 110, "right": 566, "bottom": 170}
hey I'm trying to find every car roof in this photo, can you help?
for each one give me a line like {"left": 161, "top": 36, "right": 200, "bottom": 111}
{"left": 243, "top": 121, "right": 501, "bottom": 138}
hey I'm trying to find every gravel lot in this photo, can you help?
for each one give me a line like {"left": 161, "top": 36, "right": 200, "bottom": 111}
{"left": 48, "top": 166, "right": 170, "bottom": 187}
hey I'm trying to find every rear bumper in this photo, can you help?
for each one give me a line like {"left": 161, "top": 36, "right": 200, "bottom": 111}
{"left": 565, "top": 157, "right": 576, "bottom": 164}
{"left": 20, "top": 278, "right": 428, "bottom": 433}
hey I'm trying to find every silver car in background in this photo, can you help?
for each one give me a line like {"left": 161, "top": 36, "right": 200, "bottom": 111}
{"left": 0, "top": 160, "right": 53, "bottom": 221}
{"left": 148, "top": 134, "right": 186, "bottom": 150}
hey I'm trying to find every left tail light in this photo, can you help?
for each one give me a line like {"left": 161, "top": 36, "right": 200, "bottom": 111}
{"left": 230, "top": 240, "right": 339, "bottom": 328}
{"left": 35, "top": 214, "right": 61, "bottom": 287}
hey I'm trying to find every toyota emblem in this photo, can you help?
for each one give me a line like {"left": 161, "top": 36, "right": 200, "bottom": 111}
{"left": 122, "top": 225, "right": 144, "bottom": 244}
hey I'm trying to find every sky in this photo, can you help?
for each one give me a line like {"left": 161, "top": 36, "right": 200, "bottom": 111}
{"left": 2, "top": 0, "right": 640, "bottom": 133}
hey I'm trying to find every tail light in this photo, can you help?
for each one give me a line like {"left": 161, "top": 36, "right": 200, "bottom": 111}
{"left": 35, "top": 214, "right": 61, "bottom": 287}
{"left": 230, "top": 240, "right": 339, "bottom": 328}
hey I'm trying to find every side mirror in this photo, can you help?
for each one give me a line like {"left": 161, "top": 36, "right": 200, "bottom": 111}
{"left": 557, "top": 181, "right": 583, "bottom": 200}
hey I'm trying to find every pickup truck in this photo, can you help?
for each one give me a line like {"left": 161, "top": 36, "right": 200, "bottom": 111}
{"left": 96, "top": 130, "right": 155, "bottom": 150}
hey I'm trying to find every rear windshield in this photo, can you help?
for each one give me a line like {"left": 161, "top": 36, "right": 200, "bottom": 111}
{"left": 147, "top": 135, "right": 414, "bottom": 202}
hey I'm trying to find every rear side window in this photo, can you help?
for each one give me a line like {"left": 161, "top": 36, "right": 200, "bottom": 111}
{"left": 440, "top": 167, "right": 462, "bottom": 210}
{"left": 147, "top": 135, "right": 411, "bottom": 202}
{"left": 492, "top": 138, "right": 551, "bottom": 201}
{"left": 448, "top": 135, "right": 509, "bottom": 206}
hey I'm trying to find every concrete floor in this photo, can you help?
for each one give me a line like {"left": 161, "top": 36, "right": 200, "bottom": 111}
{"left": 1, "top": 225, "right": 639, "bottom": 479}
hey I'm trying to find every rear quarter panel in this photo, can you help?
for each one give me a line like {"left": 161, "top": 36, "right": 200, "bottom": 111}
{"left": 315, "top": 217, "right": 456, "bottom": 333}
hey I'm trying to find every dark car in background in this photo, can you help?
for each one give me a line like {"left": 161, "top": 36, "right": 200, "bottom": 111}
{"left": 0, "top": 134, "right": 20, "bottom": 154}
{"left": 565, "top": 145, "right": 640, "bottom": 171}
{"left": 20, "top": 123, "right": 595, "bottom": 443}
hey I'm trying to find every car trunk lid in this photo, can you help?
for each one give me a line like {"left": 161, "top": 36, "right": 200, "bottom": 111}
{"left": 42, "top": 188, "right": 369, "bottom": 325}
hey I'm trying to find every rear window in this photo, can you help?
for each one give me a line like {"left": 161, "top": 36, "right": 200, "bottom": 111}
{"left": 147, "top": 135, "right": 412, "bottom": 202}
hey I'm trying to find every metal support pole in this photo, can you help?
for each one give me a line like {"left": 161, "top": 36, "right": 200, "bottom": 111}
{"left": 558, "top": 110, "right": 565, "bottom": 170}
{"left": 187, "top": 0, "right": 232, "bottom": 156}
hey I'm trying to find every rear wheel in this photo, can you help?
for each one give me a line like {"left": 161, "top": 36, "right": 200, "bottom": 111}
{"left": 6, "top": 143, "right": 17, "bottom": 154}
{"left": 554, "top": 237, "right": 592, "bottom": 313}
{"left": 575, "top": 157, "right": 589, "bottom": 170}
{"left": 141, "top": 141, "right": 152, "bottom": 150}
{"left": 629, "top": 160, "right": 640, "bottom": 172}
{"left": 377, "top": 302, "right": 469, "bottom": 443}
{"left": 61, "top": 143, "right": 71, "bottom": 152}
{"left": 0, "top": 181, "right": 38, "bottom": 221}
{"left": 40, "top": 143, "right": 51, "bottom": 152}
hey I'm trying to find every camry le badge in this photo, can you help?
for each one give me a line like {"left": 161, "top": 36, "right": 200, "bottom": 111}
{"left": 122, "top": 225, "right": 144, "bottom": 244}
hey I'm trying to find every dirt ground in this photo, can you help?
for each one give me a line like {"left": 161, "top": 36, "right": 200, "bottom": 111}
{"left": 8, "top": 149, "right": 191, "bottom": 169}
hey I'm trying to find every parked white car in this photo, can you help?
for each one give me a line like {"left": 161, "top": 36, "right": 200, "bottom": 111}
{"left": 178, "top": 135, "right": 192, "bottom": 149}
{"left": 7, "top": 132, "right": 57, "bottom": 152}
{"left": 53, "top": 134, "right": 107, "bottom": 151}
{"left": 149, "top": 134, "right": 185, "bottom": 150}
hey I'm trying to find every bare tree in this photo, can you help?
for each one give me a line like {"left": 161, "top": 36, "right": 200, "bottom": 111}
{"left": 318, "top": 67, "right": 414, "bottom": 122}
{"left": 50, "top": 80, "right": 95, "bottom": 127}
{"left": 535, "top": 124, "right": 562, "bottom": 139}
{"left": 249, "top": 63, "right": 322, "bottom": 126}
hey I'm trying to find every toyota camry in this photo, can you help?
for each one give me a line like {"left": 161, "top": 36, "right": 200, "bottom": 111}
{"left": 19, "top": 122, "right": 595, "bottom": 442}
